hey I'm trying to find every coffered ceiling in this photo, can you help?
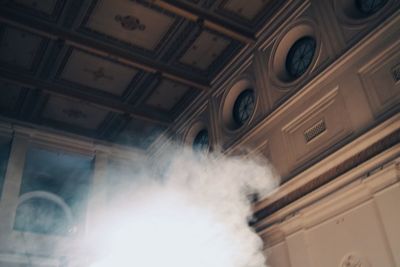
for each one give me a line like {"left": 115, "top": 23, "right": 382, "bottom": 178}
{"left": 0, "top": 0, "right": 284, "bottom": 150}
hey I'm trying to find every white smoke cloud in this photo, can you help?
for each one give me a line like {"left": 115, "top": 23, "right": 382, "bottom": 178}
{"left": 83, "top": 147, "right": 279, "bottom": 267}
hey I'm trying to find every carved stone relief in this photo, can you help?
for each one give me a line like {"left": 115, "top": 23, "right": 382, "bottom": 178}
{"left": 340, "top": 253, "right": 370, "bottom": 267}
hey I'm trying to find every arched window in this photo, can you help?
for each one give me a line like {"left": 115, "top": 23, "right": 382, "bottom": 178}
{"left": 285, "top": 36, "right": 316, "bottom": 79}
{"left": 233, "top": 89, "right": 255, "bottom": 126}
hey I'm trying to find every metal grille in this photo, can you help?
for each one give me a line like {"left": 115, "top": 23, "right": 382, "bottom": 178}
{"left": 304, "top": 120, "right": 326, "bottom": 143}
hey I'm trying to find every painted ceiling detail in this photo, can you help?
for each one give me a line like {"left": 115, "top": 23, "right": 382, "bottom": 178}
{"left": 145, "top": 79, "right": 191, "bottom": 111}
{"left": 42, "top": 95, "right": 109, "bottom": 131}
{"left": 85, "top": 0, "right": 175, "bottom": 51}
{"left": 114, "top": 15, "right": 146, "bottom": 31}
{"left": 179, "top": 30, "right": 230, "bottom": 71}
{"left": 83, "top": 67, "right": 114, "bottom": 82}
{"left": 59, "top": 49, "right": 138, "bottom": 96}
{"left": 0, "top": 0, "right": 282, "bottom": 150}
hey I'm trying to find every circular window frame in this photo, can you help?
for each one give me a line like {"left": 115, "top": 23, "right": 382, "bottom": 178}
{"left": 184, "top": 120, "right": 211, "bottom": 152}
{"left": 16, "top": 191, "right": 75, "bottom": 234}
{"left": 192, "top": 129, "right": 210, "bottom": 151}
{"left": 269, "top": 19, "right": 321, "bottom": 90}
{"left": 220, "top": 77, "right": 258, "bottom": 134}
{"left": 232, "top": 89, "right": 256, "bottom": 126}
{"left": 333, "top": 0, "right": 393, "bottom": 26}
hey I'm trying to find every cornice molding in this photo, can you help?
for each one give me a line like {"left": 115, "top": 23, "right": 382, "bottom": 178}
{"left": 0, "top": 118, "right": 147, "bottom": 160}
{"left": 253, "top": 113, "right": 400, "bottom": 230}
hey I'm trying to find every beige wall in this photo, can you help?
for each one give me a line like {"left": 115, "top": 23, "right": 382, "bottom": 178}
{"left": 256, "top": 119, "right": 400, "bottom": 267}
{"left": 262, "top": 157, "right": 400, "bottom": 267}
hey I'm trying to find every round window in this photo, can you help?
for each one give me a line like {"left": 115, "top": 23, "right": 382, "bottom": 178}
{"left": 232, "top": 89, "right": 255, "bottom": 126}
{"left": 192, "top": 129, "right": 209, "bottom": 151}
{"left": 285, "top": 36, "right": 316, "bottom": 79}
{"left": 355, "top": 0, "right": 387, "bottom": 15}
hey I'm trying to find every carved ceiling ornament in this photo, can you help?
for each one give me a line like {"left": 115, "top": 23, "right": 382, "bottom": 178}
{"left": 340, "top": 253, "right": 370, "bottom": 267}
{"left": 114, "top": 15, "right": 146, "bottom": 31}
{"left": 83, "top": 67, "right": 114, "bottom": 82}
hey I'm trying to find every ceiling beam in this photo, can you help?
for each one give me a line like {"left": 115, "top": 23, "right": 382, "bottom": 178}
{"left": 151, "top": 0, "right": 255, "bottom": 44}
{"left": 0, "top": 9, "right": 209, "bottom": 90}
{"left": 0, "top": 68, "right": 172, "bottom": 126}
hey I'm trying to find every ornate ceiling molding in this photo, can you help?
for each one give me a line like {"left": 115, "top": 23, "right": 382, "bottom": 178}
{"left": 0, "top": 8, "right": 209, "bottom": 90}
{"left": 0, "top": 68, "right": 171, "bottom": 125}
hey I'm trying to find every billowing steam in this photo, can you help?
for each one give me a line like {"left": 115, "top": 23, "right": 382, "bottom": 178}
{"left": 81, "top": 147, "right": 278, "bottom": 267}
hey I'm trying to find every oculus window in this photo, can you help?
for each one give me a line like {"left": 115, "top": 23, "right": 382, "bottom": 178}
{"left": 233, "top": 89, "right": 255, "bottom": 126}
{"left": 193, "top": 129, "right": 209, "bottom": 151}
{"left": 285, "top": 37, "right": 316, "bottom": 79}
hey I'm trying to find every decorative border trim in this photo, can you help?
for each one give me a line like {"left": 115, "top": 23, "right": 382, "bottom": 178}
{"left": 253, "top": 127, "right": 400, "bottom": 227}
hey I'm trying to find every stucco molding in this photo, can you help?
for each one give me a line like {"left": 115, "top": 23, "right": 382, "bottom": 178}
{"left": 254, "top": 114, "right": 400, "bottom": 233}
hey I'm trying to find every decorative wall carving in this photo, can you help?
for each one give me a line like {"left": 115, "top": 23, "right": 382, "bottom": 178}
{"left": 340, "top": 253, "right": 370, "bottom": 267}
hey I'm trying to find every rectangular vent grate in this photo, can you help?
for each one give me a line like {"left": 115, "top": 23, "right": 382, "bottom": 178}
{"left": 304, "top": 120, "right": 326, "bottom": 143}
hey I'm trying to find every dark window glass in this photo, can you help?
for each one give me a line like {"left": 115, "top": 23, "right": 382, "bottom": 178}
{"left": 0, "top": 139, "right": 11, "bottom": 198}
{"left": 285, "top": 36, "right": 316, "bottom": 79}
{"left": 355, "top": 0, "right": 387, "bottom": 15}
{"left": 233, "top": 89, "right": 255, "bottom": 126}
{"left": 16, "top": 147, "right": 93, "bottom": 235}
{"left": 193, "top": 129, "right": 209, "bottom": 151}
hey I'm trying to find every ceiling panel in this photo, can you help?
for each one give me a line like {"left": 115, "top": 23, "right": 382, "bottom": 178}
{"left": 0, "top": 26, "right": 45, "bottom": 70}
{"left": 85, "top": 0, "right": 176, "bottom": 51}
{"left": 59, "top": 49, "right": 138, "bottom": 96}
{"left": 0, "top": 80, "right": 25, "bottom": 114}
{"left": 144, "top": 79, "right": 191, "bottom": 111}
{"left": 115, "top": 118, "right": 166, "bottom": 149}
{"left": 179, "top": 30, "right": 230, "bottom": 71}
{"left": 42, "top": 95, "right": 109, "bottom": 130}
{"left": 12, "top": 0, "right": 58, "bottom": 15}
{"left": 220, "top": 0, "right": 270, "bottom": 21}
